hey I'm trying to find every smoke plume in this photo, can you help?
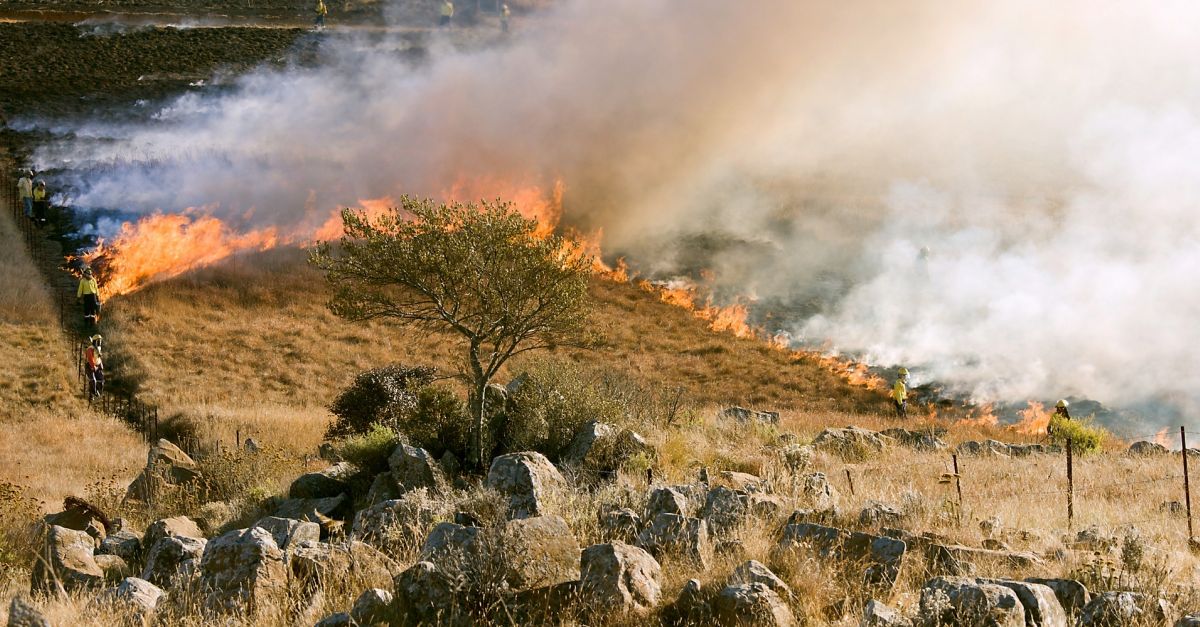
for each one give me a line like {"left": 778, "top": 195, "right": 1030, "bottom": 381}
{"left": 29, "top": 0, "right": 1200, "bottom": 428}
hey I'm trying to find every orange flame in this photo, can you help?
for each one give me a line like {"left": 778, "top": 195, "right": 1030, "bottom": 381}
{"left": 812, "top": 354, "right": 887, "bottom": 391}
{"left": 1009, "top": 401, "right": 1052, "bottom": 435}
{"left": 959, "top": 403, "right": 999, "bottom": 428}
{"left": 1154, "top": 427, "right": 1171, "bottom": 447}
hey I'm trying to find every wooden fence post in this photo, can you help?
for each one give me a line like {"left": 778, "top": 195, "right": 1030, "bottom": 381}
{"left": 1066, "top": 438, "right": 1074, "bottom": 530}
{"left": 952, "top": 454, "right": 963, "bottom": 523}
{"left": 1183, "top": 427, "right": 1193, "bottom": 540}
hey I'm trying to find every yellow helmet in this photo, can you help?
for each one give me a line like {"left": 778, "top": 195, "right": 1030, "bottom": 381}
{"left": 898, "top": 367, "right": 909, "bottom": 376}
{"left": 91, "top": 334, "right": 103, "bottom": 342}
{"left": 1056, "top": 399, "right": 1068, "bottom": 409}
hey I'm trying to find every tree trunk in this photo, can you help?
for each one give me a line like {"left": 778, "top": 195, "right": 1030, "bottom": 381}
{"left": 468, "top": 341, "right": 488, "bottom": 472}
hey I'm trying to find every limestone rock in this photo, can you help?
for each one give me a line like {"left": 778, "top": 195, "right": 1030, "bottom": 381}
{"left": 486, "top": 452, "right": 566, "bottom": 519}
{"left": 271, "top": 494, "right": 350, "bottom": 537}
{"left": 719, "top": 406, "right": 780, "bottom": 424}
{"left": 290, "top": 540, "right": 401, "bottom": 593}
{"left": 497, "top": 515, "right": 580, "bottom": 591}
{"left": 97, "top": 529, "right": 143, "bottom": 566}
{"left": 6, "top": 596, "right": 49, "bottom": 627}
{"left": 364, "top": 473, "right": 401, "bottom": 507}
{"left": 419, "top": 522, "right": 482, "bottom": 570}
{"left": 727, "top": 560, "right": 791, "bottom": 598}
{"left": 125, "top": 439, "right": 202, "bottom": 501}
{"left": 979, "top": 579, "right": 1068, "bottom": 627}
{"left": 646, "top": 486, "right": 689, "bottom": 519}
{"left": 389, "top": 445, "right": 449, "bottom": 494}
{"left": 43, "top": 500, "right": 109, "bottom": 545}
{"left": 862, "top": 599, "right": 912, "bottom": 626}
{"left": 253, "top": 516, "right": 321, "bottom": 553}
{"left": 699, "top": 485, "right": 747, "bottom": 537}
{"left": 579, "top": 542, "right": 662, "bottom": 615}
{"left": 859, "top": 501, "right": 905, "bottom": 527}
{"left": 141, "top": 535, "right": 206, "bottom": 588}
{"left": 778, "top": 523, "right": 906, "bottom": 591}
{"left": 714, "top": 582, "right": 795, "bottom": 626}
{"left": 599, "top": 508, "right": 641, "bottom": 543}
{"left": 917, "top": 577, "right": 1025, "bottom": 627}
{"left": 30, "top": 525, "right": 104, "bottom": 595}
{"left": 812, "top": 426, "right": 888, "bottom": 458}
{"left": 391, "top": 561, "right": 463, "bottom": 626}
{"left": 94, "top": 553, "right": 131, "bottom": 583}
{"left": 143, "top": 516, "right": 203, "bottom": 552}
{"left": 800, "top": 472, "right": 841, "bottom": 515}
{"left": 289, "top": 462, "right": 358, "bottom": 499}
{"left": 1025, "top": 578, "right": 1091, "bottom": 615}
{"left": 198, "top": 527, "right": 287, "bottom": 617}
{"left": 880, "top": 427, "right": 948, "bottom": 451}
{"left": 349, "top": 587, "right": 394, "bottom": 626}
{"left": 1128, "top": 441, "right": 1170, "bottom": 456}
{"left": 662, "top": 579, "right": 711, "bottom": 626}
{"left": 100, "top": 577, "right": 163, "bottom": 619}
{"left": 718, "top": 471, "right": 766, "bottom": 493}
{"left": 1078, "top": 591, "right": 1170, "bottom": 626}
{"left": 351, "top": 493, "right": 442, "bottom": 553}
{"left": 314, "top": 612, "right": 352, "bottom": 627}
{"left": 636, "top": 513, "right": 712, "bottom": 568}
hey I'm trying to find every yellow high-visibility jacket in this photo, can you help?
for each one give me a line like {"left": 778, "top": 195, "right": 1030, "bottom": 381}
{"left": 77, "top": 277, "right": 99, "bottom": 297}
{"left": 315, "top": 1, "right": 327, "bottom": 15}
{"left": 442, "top": 2, "right": 454, "bottom": 17}
{"left": 891, "top": 379, "right": 907, "bottom": 403}
{"left": 17, "top": 177, "right": 32, "bottom": 199}
{"left": 33, "top": 187, "right": 46, "bottom": 201}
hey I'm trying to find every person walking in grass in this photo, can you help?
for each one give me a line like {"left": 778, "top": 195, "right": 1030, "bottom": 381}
{"left": 84, "top": 334, "right": 104, "bottom": 401}
{"left": 501, "top": 3, "right": 511, "bottom": 32}
{"left": 17, "top": 169, "right": 33, "bottom": 218}
{"left": 440, "top": 0, "right": 454, "bottom": 27}
{"left": 314, "top": 0, "right": 328, "bottom": 29}
{"left": 891, "top": 367, "right": 909, "bottom": 418}
{"left": 77, "top": 267, "right": 102, "bottom": 325}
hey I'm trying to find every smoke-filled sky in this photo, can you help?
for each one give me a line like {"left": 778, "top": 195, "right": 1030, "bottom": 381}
{"left": 28, "top": 0, "right": 1200, "bottom": 424}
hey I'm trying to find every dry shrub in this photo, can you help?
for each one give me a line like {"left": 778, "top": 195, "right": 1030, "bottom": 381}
{"left": 0, "top": 481, "right": 41, "bottom": 580}
{"left": 500, "top": 357, "right": 626, "bottom": 460}
{"left": 326, "top": 363, "right": 437, "bottom": 439}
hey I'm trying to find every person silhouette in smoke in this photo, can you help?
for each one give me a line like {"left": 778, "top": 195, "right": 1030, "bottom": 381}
{"left": 314, "top": 0, "right": 328, "bottom": 29}
{"left": 1047, "top": 399, "right": 1070, "bottom": 437}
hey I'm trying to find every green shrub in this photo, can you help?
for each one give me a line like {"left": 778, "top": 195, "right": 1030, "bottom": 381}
{"left": 326, "top": 364, "right": 437, "bottom": 439}
{"left": 500, "top": 358, "right": 626, "bottom": 460}
{"left": 404, "top": 385, "right": 471, "bottom": 460}
{"left": 1048, "top": 414, "right": 1108, "bottom": 454}
{"left": 338, "top": 423, "right": 401, "bottom": 474}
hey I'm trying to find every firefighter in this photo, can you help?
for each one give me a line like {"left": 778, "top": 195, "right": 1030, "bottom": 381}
{"left": 501, "top": 3, "right": 511, "bottom": 32}
{"left": 891, "top": 367, "right": 909, "bottom": 418}
{"left": 77, "top": 267, "right": 102, "bottom": 324}
{"left": 84, "top": 334, "right": 105, "bottom": 401}
{"left": 314, "top": 0, "right": 328, "bottom": 29}
{"left": 17, "top": 169, "right": 33, "bottom": 218}
{"left": 440, "top": 0, "right": 454, "bottom": 26}
{"left": 32, "top": 180, "right": 48, "bottom": 223}
{"left": 1047, "top": 399, "right": 1070, "bottom": 437}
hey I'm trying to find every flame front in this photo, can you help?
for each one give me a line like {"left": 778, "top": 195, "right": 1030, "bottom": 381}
{"left": 1154, "top": 427, "right": 1171, "bottom": 447}
{"left": 1009, "top": 401, "right": 1052, "bottom": 435}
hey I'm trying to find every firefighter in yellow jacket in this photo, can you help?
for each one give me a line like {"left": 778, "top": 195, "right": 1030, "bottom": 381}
{"left": 314, "top": 0, "right": 327, "bottom": 29}
{"left": 891, "top": 367, "right": 909, "bottom": 418}
{"left": 440, "top": 0, "right": 454, "bottom": 26}
{"left": 77, "top": 267, "right": 102, "bottom": 324}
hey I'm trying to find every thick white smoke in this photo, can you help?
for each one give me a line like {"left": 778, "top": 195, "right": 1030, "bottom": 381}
{"left": 28, "top": 0, "right": 1200, "bottom": 425}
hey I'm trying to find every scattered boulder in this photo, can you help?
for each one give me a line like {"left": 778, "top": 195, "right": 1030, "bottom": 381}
{"left": 195, "top": 500, "right": 236, "bottom": 535}
{"left": 719, "top": 406, "right": 780, "bottom": 424}
{"left": 799, "top": 472, "right": 840, "bottom": 515}
{"left": 956, "top": 440, "right": 1014, "bottom": 457}
{"left": 198, "top": 527, "right": 287, "bottom": 617}
{"left": 778, "top": 523, "right": 906, "bottom": 591}
{"left": 93, "top": 554, "right": 131, "bottom": 583}
{"left": 714, "top": 582, "right": 795, "bottom": 626}
{"left": 289, "top": 462, "right": 358, "bottom": 499}
{"left": 859, "top": 501, "right": 905, "bottom": 527}
{"left": 350, "top": 587, "right": 394, "bottom": 626}
{"left": 486, "top": 452, "right": 566, "bottom": 519}
{"left": 662, "top": 579, "right": 711, "bottom": 626}
{"left": 389, "top": 445, "right": 449, "bottom": 494}
{"left": 746, "top": 493, "right": 786, "bottom": 519}
{"left": 143, "top": 516, "right": 204, "bottom": 552}
{"left": 99, "top": 577, "right": 163, "bottom": 619}
{"left": 646, "top": 486, "right": 690, "bottom": 519}
{"left": 979, "top": 579, "right": 1068, "bottom": 627}
{"left": 1128, "top": 441, "right": 1169, "bottom": 456}
{"left": 30, "top": 525, "right": 105, "bottom": 595}
{"left": 880, "top": 428, "right": 947, "bottom": 451}
{"left": 719, "top": 471, "right": 766, "bottom": 493}
{"left": 812, "top": 426, "right": 888, "bottom": 458}
{"left": 1025, "top": 578, "right": 1091, "bottom": 615}
{"left": 125, "top": 439, "right": 202, "bottom": 501}
{"left": 97, "top": 528, "right": 143, "bottom": 565}
{"left": 314, "top": 613, "right": 352, "bottom": 627}
{"left": 364, "top": 473, "right": 401, "bottom": 507}
{"left": 778, "top": 444, "right": 814, "bottom": 473}
{"left": 727, "top": 560, "right": 791, "bottom": 598}
{"left": 918, "top": 577, "right": 1026, "bottom": 627}
{"left": 352, "top": 492, "right": 443, "bottom": 553}
{"left": 1177, "top": 616, "right": 1200, "bottom": 627}
{"left": 253, "top": 516, "right": 321, "bottom": 553}
{"left": 562, "top": 420, "right": 617, "bottom": 465}
{"left": 290, "top": 540, "right": 401, "bottom": 593}
{"left": 699, "top": 486, "right": 747, "bottom": 536}
{"left": 1078, "top": 591, "right": 1173, "bottom": 626}
{"left": 636, "top": 513, "right": 712, "bottom": 568}
{"left": 7, "top": 596, "right": 49, "bottom": 627}
{"left": 579, "top": 542, "right": 662, "bottom": 615}
{"left": 420, "top": 522, "right": 482, "bottom": 570}
{"left": 1008, "top": 443, "right": 1059, "bottom": 457}
{"left": 599, "top": 508, "right": 641, "bottom": 543}
{"left": 862, "top": 599, "right": 912, "bottom": 627}
{"left": 141, "top": 535, "right": 206, "bottom": 588}
{"left": 925, "top": 543, "right": 1043, "bottom": 575}
{"left": 497, "top": 515, "right": 581, "bottom": 591}
{"left": 1067, "top": 525, "right": 1118, "bottom": 552}
{"left": 391, "top": 561, "right": 461, "bottom": 626}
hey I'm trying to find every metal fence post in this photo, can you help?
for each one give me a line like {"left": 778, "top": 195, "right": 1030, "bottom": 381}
{"left": 1183, "top": 427, "right": 1193, "bottom": 540}
{"left": 1067, "top": 438, "right": 1074, "bottom": 530}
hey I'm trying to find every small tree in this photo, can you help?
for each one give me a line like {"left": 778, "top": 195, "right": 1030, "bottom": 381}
{"left": 309, "top": 197, "right": 594, "bottom": 469}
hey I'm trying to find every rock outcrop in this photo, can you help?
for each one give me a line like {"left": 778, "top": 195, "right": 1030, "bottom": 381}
{"left": 486, "top": 452, "right": 565, "bottom": 519}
